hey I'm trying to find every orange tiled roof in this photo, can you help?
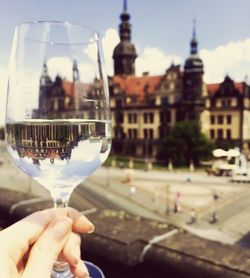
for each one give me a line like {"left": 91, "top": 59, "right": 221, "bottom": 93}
{"left": 207, "top": 82, "right": 245, "bottom": 95}
{"left": 112, "top": 75, "right": 162, "bottom": 100}
{"left": 63, "top": 81, "right": 75, "bottom": 98}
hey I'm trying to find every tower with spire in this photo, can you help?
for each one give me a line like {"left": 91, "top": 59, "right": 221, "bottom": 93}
{"left": 182, "top": 19, "right": 205, "bottom": 120}
{"left": 113, "top": 0, "right": 137, "bottom": 76}
{"left": 72, "top": 60, "right": 80, "bottom": 82}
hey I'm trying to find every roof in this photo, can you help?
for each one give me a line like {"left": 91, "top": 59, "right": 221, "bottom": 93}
{"left": 207, "top": 82, "right": 245, "bottom": 96}
{"left": 112, "top": 75, "right": 162, "bottom": 100}
{"left": 62, "top": 81, "right": 75, "bottom": 98}
{"left": 112, "top": 74, "right": 247, "bottom": 101}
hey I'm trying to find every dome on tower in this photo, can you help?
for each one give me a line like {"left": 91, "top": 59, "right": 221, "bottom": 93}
{"left": 184, "top": 20, "right": 203, "bottom": 73}
{"left": 113, "top": 0, "right": 137, "bottom": 76}
{"left": 113, "top": 40, "right": 137, "bottom": 58}
{"left": 184, "top": 54, "right": 203, "bottom": 71}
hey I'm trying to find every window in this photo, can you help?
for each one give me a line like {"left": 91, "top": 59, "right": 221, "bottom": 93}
{"left": 128, "top": 129, "right": 137, "bottom": 139}
{"left": 169, "top": 82, "right": 175, "bottom": 90}
{"left": 161, "top": 97, "right": 168, "bottom": 106}
{"left": 115, "top": 99, "right": 122, "bottom": 108}
{"left": 218, "top": 115, "right": 223, "bottom": 124}
{"left": 167, "top": 111, "right": 171, "bottom": 123}
{"left": 210, "top": 129, "right": 215, "bottom": 139}
{"left": 226, "top": 99, "right": 231, "bottom": 107}
{"left": 149, "top": 129, "right": 153, "bottom": 139}
{"left": 143, "top": 112, "right": 154, "bottom": 123}
{"left": 128, "top": 113, "right": 137, "bottom": 124}
{"left": 175, "top": 95, "right": 181, "bottom": 103}
{"left": 221, "top": 99, "right": 231, "bottom": 107}
{"left": 226, "top": 115, "right": 232, "bottom": 124}
{"left": 226, "top": 129, "right": 231, "bottom": 140}
{"left": 143, "top": 129, "right": 154, "bottom": 139}
{"left": 149, "top": 113, "right": 154, "bottom": 123}
{"left": 210, "top": 115, "right": 215, "bottom": 125}
{"left": 116, "top": 112, "right": 123, "bottom": 123}
{"left": 217, "top": 129, "right": 223, "bottom": 139}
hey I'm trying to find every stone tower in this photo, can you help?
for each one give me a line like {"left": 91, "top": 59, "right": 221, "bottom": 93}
{"left": 72, "top": 60, "right": 80, "bottom": 82}
{"left": 113, "top": 0, "right": 137, "bottom": 76}
{"left": 182, "top": 20, "right": 205, "bottom": 120}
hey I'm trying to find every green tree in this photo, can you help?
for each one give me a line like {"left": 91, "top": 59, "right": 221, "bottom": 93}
{"left": 157, "top": 120, "right": 214, "bottom": 166}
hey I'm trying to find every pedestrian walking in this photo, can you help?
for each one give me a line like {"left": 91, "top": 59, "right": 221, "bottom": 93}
{"left": 210, "top": 211, "right": 218, "bottom": 224}
{"left": 210, "top": 192, "right": 219, "bottom": 224}
{"left": 188, "top": 208, "right": 197, "bottom": 224}
{"left": 174, "top": 191, "right": 182, "bottom": 213}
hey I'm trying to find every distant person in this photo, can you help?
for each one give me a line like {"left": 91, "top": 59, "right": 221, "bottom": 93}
{"left": 188, "top": 208, "right": 197, "bottom": 224}
{"left": 122, "top": 168, "right": 134, "bottom": 184}
{"left": 0, "top": 207, "right": 94, "bottom": 278}
{"left": 210, "top": 211, "right": 218, "bottom": 224}
{"left": 210, "top": 192, "right": 219, "bottom": 224}
{"left": 174, "top": 191, "right": 182, "bottom": 213}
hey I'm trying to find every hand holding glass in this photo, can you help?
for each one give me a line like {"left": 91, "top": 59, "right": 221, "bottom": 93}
{"left": 5, "top": 21, "right": 111, "bottom": 277}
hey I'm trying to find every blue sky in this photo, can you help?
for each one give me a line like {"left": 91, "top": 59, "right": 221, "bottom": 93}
{"left": 0, "top": 0, "right": 250, "bottom": 125}
{"left": 0, "top": 0, "right": 250, "bottom": 66}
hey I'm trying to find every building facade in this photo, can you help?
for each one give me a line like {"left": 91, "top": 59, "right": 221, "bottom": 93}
{"left": 110, "top": 1, "right": 250, "bottom": 158}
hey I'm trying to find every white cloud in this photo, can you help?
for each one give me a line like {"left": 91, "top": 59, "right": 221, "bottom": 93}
{"left": 101, "top": 29, "right": 182, "bottom": 76}
{"left": 200, "top": 38, "right": 250, "bottom": 83}
{"left": 47, "top": 57, "right": 73, "bottom": 81}
{"left": 48, "top": 56, "right": 96, "bottom": 83}
{"left": 0, "top": 69, "right": 8, "bottom": 126}
{"left": 1, "top": 29, "right": 250, "bottom": 126}
{"left": 101, "top": 28, "right": 120, "bottom": 76}
{"left": 82, "top": 28, "right": 119, "bottom": 77}
{"left": 136, "top": 47, "right": 182, "bottom": 76}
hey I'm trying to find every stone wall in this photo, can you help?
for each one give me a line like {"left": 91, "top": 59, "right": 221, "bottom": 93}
{"left": 0, "top": 188, "right": 249, "bottom": 278}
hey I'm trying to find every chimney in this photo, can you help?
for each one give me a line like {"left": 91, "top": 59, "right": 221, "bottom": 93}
{"left": 142, "top": 71, "right": 149, "bottom": 76}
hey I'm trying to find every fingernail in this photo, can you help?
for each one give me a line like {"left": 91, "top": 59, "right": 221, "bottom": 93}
{"left": 75, "top": 260, "right": 89, "bottom": 278}
{"left": 79, "top": 215, "right": 95, "bottom": 233}
{"left": 87, "top": 224, "right": 95, "bottom": 234}
{"left": 51, "top": 217, "right": 73, "bottom": 240}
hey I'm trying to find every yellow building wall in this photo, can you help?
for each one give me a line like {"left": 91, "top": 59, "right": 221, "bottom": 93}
{"left": 209, "top": 110, "right": 241, "bottom": 139}
{"left": 243, "top": 110, "right": 250, "bottom": 141}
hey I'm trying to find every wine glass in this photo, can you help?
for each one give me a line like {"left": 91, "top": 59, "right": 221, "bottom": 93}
{"left": 5, "top": 21, "right": 111, "bottom": 278}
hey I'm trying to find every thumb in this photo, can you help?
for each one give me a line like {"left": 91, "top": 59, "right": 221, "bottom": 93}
{"left": 22, "top": 216, "right": 73, "bottom": 278}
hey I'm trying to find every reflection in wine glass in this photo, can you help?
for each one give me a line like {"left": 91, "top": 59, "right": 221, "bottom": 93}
{"left": 6, "top": 21, "right": 111, "bottom": 277}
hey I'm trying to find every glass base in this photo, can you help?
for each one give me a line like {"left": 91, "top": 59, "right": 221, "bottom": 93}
{"left": 51, "top": 267, "right": 73, "bottom": 278}
{"left": 51, "top": 260, "right": 105, "bottom": 278}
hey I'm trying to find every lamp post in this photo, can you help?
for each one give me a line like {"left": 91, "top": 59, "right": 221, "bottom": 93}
{"left": 165, "top": 184, "right": 170, "bottom": 214}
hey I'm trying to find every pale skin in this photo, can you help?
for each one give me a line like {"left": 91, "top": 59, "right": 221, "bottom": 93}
{"left": 0, "top": 207, "right": 95, "bottom": 278}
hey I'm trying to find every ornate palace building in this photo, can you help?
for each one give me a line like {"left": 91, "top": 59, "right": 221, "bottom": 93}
{"left": 109, "top": 0, "right": 250, "bottom": 158}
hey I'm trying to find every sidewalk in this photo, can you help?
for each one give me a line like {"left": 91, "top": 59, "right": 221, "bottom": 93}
{"left": 89, "top": 166, "right": 248, "bottom": 215}
{"left": 0, "top": 152, "right": 249, "bottom": 245}
{"left": 85, "top": 166, "right": 250, "bottom": 244}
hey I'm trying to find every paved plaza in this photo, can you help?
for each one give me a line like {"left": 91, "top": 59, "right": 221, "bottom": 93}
{"left": 1, "top": 141, "right": 250, "bottom": 245}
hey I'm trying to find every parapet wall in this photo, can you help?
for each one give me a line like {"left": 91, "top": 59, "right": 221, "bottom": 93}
{"left": 0, "top": 188, "right": 249, "bottom": 278}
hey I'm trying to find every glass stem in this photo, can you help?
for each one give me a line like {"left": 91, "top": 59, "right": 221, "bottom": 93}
{"left": 51, "top": 190, "right": 73, "bottom": 277}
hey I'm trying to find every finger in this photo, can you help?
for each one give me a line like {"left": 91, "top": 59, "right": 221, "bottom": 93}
{"left": 63, "top": 232, "right": 89, "bottom": 277}
{"left": 63, "top": 232, "right": 81, "bottom": 266}
{"left": 0, "top": 209, "right": 55, "bottom": 264}
{"left": 70, "top": 260, "right": 90, "bottom": 278}
{"left": 22, "top": 216, "right": 73, "bottom": 278}
{"left": 67, "top": 207, "right": 95, "bottom": 234}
